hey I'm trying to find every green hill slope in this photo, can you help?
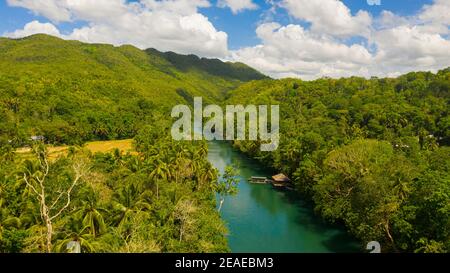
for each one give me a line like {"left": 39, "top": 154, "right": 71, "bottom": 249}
{"left": 0, "top": 34, "right": 266, "bottom": 144}
{"left": 146, "top": 48, "right": 267, "bottom": 82}
{"left": 226, "top": 69, "right": 450, "bottom": 252}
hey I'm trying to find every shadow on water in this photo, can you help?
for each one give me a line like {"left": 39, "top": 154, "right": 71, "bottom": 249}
{"left": 273, "top": 187, "right": 361, "bottom": 253}
{"left": 322, "top": 231, "right": 363, "bottom": 253}
{"left": 207, "top": 141, "right": 361, "bottom": 253}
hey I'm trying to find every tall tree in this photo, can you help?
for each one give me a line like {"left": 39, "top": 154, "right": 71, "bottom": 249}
{"left": 215, "top": 166, "right": 239, "bottom": 212}
{"left": 22, "top": 144, "right": 89, "bottom": 252}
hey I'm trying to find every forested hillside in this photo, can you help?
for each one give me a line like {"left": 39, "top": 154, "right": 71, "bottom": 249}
{"left": 0, "top": 34, "right": 448, "bottom": 253}
{"left": 0, "top": 34, "right": 265, "bottom": 146}
{"left": 0, "top": 34, "right": 255, "bottom": 253}
{"left": 227, "top": 69, "right": 450, "bottom": 252}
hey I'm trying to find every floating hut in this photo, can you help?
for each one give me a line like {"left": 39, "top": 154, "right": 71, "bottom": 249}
{"left": 248, "top": 176, "right": 271, "bottom": 184}
{"left": 271, "top": 173, "right": 291, "bottom": 187}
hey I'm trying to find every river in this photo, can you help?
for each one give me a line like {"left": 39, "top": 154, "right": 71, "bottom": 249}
{"left": 207, "top": 141, "right": 361, "bottom": 253}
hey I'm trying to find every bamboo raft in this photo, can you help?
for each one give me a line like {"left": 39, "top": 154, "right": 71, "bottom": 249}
{"left": 248, "top": 176, "right": 272, "bottom": 184}
{"left": 248, "top": 174, "right": 294, "bottom": 190}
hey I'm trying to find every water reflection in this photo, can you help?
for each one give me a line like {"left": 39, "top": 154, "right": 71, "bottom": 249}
{"left": 207, "top": 141, "right": 361, "bottom": 253}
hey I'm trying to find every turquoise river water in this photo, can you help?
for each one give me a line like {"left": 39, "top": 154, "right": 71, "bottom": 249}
{"left": 207, "top": 141, "right": 361, "bottom": 253}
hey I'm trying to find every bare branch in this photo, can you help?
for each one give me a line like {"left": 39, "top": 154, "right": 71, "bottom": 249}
{"left": 49, "top": 174, "right": 81, "bottom": 221}
{"left": 23, "top": 174, "right": 42, "bottom": 198}
{"left": 23, "top": 147, "right": 89, "bottom": 253}
{"left": 23, "top": 173, "right": 46, "bottom": 223}
{"left": 49, "top": 190, "right": 65, "bottom": 211}
{"left": 43, "top": 153, "right": 49, "bottom": 177}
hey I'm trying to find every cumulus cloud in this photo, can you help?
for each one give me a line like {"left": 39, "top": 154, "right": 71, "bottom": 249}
{"left": 5, "top": 0, "right": 228, "bottom": 57}
{"left": 7, "top": 0, "right": 72, "bottom": 22}
{"left": 282, "top": 0, "right": 372, "bottom": 37}
{"left": 417, "top": 0, "right": 450, "bottom": 35}
{"left": 372, "top": 25, "right": 450, "bottom": 75}
{"left": 217, "top": 0, "right": 258, "bottom": 14}
{"left": 376, "top": 10, "right": 410, "bottom": 29}
{"left": 4, "top": 20, "right": 61, "bottom": 38}
{"left": 368, "top": 0, "right": 450, "bottom": 75}
{"left": 231, "top": 23, "right": 372, "bottom": 79}
{"left": 231, "top": 0, "right": 450, "bottom": 79}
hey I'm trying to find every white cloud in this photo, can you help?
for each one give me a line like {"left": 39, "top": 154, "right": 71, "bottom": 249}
{"left": 68, "top": 11, "right": 228, "bottom": 57}
{"left": 4, "top": 0, "right": 228, "bottom": 57}
{"left": 420, "top": 0, "right": 450, "bottom": 25}
{"left": 371, "top": 25, "right": 450, "bottom": 75}
{"left": 141, "top": 0, "right": 211, "bottom": 16}
{"left": 231, "top": 23, "right": 372, "bottom": 80}
{"left": 4, "top": 20, "right": 61, "bottom": 38}
{"left": 230, "top": 0, "right": 450, "bottom": 79}
{"left": 417, "top": 0, "right": 450, "bottom": 35}
{"left": 282, "top": 0, "right": 372, "bottom": 37}
{"left": 217, "top": 0, "right": 258, "bottom": 14}
{"left": 376, "top": 10, "right": 410, "bottom": 29}
{"left": 368, "top": 0, "right": 450, "bottom": 75}
{"left": 7, "top": 0, "right": 72, "bottom": 22}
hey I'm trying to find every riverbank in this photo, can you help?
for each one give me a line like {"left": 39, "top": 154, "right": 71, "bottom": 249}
{"left": 14, "top": 138, "right": 361, "bottom": 252}
{"left": 207, "top": 141, "right": 360, "bottom": 253}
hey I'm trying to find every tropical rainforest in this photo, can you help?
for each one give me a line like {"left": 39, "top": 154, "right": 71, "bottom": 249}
{"left": 0, "top": 34, "right": 265, "bottom": 145}
{"left": 0, "top": 34, "right": 260, "bottom": 253}
{"left": 227, "top": 70, "right": 449, "bottom": 253}
{"left": 0, "top": 34, "right": 449, "bottom": 253}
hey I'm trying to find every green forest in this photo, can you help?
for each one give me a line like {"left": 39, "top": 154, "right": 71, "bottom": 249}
{"left": 0, "top": 34, "right": 265, "bottom": 145}
{"left": 227, "top": 70, "right": 449, "bottom": 253}
{"left": 0, "top": 34, "right": 449, "bottom": 253}
{"left": 0, "top": 34, "right": 258, "bottom": 253}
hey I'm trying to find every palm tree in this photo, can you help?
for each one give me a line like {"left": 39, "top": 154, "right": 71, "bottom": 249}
{"left": 112, "top": 148, "right": 124, "bottom": 167}
{"left": 0, "top": 145, "right": 15, "bottom": 163}
{"left": 111, "top": 183, "right": 151, "bottom": 228}
{"left": 197, "top": 142, "right": 208, "bottom": 158}
{"left": 197, "top": 164, "right": 218, "bottom": 190}
{"left": 53, "top": 216, "right": 97, "bottom": 253}
{"left": 173, "top": 158, "right": 194, "bottom": 184}
{"left": 17, "top": 200, "right": 39, "bottom": 229}
{"left": 126, "top": 156, "right": 143, "bottom": 173}
{"left": 148, "top": 159, "right": 172, "bottom": 199}
{"left": 0, "top": 179, "right": 20, "bottom": 240}
{"left": 74, "top": 192, "right": 107, "bottom": 238}
{"left": 0, "top": 207, "right": 21, "bottom": 241}
{"left": 93, "top": 123, "right": 110, "bottom": 140}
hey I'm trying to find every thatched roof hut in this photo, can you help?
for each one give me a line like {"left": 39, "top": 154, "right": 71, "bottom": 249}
{"left": 272, "top": 173, "right": 290, "bottom": 183}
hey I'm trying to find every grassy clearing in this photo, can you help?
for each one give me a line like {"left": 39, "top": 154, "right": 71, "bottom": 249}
{"left": 84, "top": 139, "right": 134, "bottom": 154}
{"left": 16, "top": 139, "right": 135, "bottom": 159}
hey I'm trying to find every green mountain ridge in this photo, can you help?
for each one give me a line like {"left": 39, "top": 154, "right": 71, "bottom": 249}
{"left": 146, "top": 48, "right": 267, "bottom": 82}
{"left": 0, "top": 34, "right": 266, "bottom": 144}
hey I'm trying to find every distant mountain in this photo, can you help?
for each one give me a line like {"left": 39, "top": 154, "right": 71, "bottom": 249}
{"left": 0, "top": 34, "right": 267, "bottom": 144}
{"left": 146, "top": 48, "right": 267, "bottom": 82}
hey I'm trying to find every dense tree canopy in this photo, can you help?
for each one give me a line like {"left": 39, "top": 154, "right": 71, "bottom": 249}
{"left": 0, "top": 34, "right": 448, "bottom": 253}
{"left": 0, "top": 121, "right": 229, "bottom": 253}
{"left": 228, "top": 69, "right": 449, "bottom": 252}
{"left": 0, "top": 34, "right": 264, "bottom": 146}
{"left": 0, "top": 34, "right": 263, "bottom": 252}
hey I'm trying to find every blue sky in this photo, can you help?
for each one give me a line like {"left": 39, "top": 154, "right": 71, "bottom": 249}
{"left": 0, "top": 0, "right": 435, "bottom": 49}
{"left": 1, "top": 0, "right": 448, "bottom": 79}
{"left": 202, "top": 0, "right": 435, "bottom": 49}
